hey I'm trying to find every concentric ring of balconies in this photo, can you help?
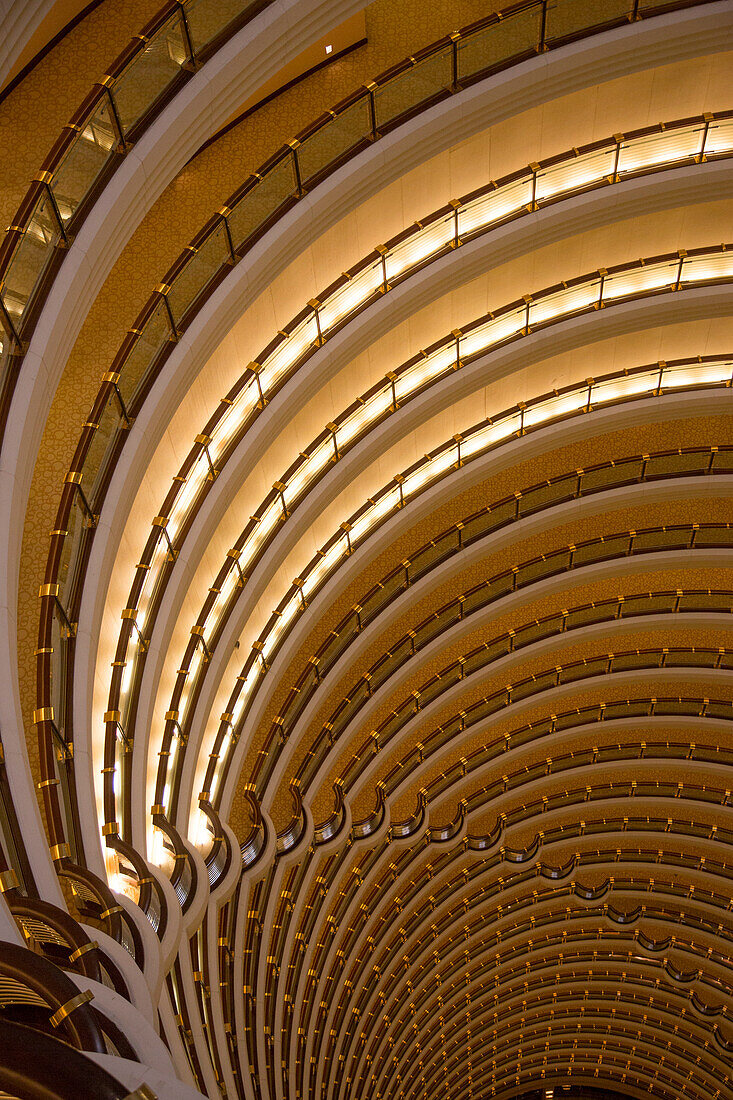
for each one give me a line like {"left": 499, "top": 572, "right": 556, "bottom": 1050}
{"left": 39, "top": 107, "right": 733, "bottom": 868}
{"left": 268, "top": 827, "right": 730, "bottom": 1100}
{"left": 78, "top": 256, "right": 733, "bottom": 856}
{"left": 19, "top": 21, "right": 726, "bottom": 990}
{"left": 292, "top": 809, "right": 730, "bottom": 1091}
{"left": 0, "top": 0, "right": 277, "bottom": 411}
{"left": 95, "top": 403, "right": 733, "bottom": 900}
{"left": 8, "top": 4, "right": 730, "bottom": 1095}
{"left": 224, "top": 691, "right": 733, "bottom": 1098}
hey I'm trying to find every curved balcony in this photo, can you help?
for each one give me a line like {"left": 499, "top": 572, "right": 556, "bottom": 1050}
{"left": 0, "top": 0, "right": 277, "bottom": 418}
{"left": 28, "top": 78, "right": 732, "bottom": 896}
{"left": 290, "top": 810, "right": 733, "bottom": 1096}
{"left": 50, "top": 112, "right": 733, "bottom": 832}
{"left": 72, "top": 271, "right": 733, "bottom": 862}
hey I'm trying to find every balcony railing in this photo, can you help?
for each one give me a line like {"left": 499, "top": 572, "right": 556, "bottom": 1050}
{"left": 25, "top": 2, "right": 729, "bottom": 910}
{"left": 47, "top": 113, "right": 733, "bottom": 841}
{"left": 0, "top": 0, "right": 273, "bottom": 426}
{"left": 273, "top": 806, "right": 733, "bottom": 1098}
{"left": 302, "top": 583, "right": 731, "bottom": 805}
{"left": 0, "top": 0, "right": 715, "bottom": 429}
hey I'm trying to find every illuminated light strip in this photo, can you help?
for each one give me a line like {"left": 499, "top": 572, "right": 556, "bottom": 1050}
{"left": 87, "top": 116, "right": 733, "bottom": 833}
{"left": 158, "top": 354, "right": 733, "bottom": 818}
{"left": 126, "top": 293, "right": 733, "bottom": 828}
{"left": 93, "top": 124, "right": 733, "bottom": 850}
{"left": 137, "top": 338, "right": 733, "bottom": 838}
{"left": 197, "top": 437, "right": 726, "bottom": 827}
{"left": 155, "top": 392, "right": 730, "bottom": 868}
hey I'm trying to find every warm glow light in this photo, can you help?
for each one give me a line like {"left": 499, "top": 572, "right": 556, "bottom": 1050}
{"left": 96, "top": 114, "right": 733, "bottom": 844}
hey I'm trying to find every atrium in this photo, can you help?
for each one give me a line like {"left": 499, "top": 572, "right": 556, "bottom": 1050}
{"left": 0, "top": 0, "right": 732, "bottom": 1097}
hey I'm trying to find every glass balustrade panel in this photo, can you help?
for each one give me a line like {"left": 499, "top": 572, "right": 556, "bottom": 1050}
{"left": 456, "top": 5, "right": 542, "bottom": 83}
{"left": 184, "top": 0, "right": 247, "bottom": 52}
{"left": 373, "top": 47, "right": 453, "bottom": 131}
{"left": 529, "top": 279, "right": 600, "bottom": 326}
{"left": 645, "top": 450, "right": 709, "bottom": 477}
{"left": 460, "top": 178, "right": 533, "bottom": 240}
{"left": 705, "top": 117, "right": 733, "bottom": 155}
{"left": 617, "top": 123, "right": 704, "bottom": 174}
{"left": 83, "top": 393, "right": 125, "bottom": 504}
{"left": 296, "top": 97, "right": 372, "bottom": 186}
{"left": 166, "top": 221, "right": 231, "bottom": 327}
{"left": 602, "top": 258, "right": 679, "bottom": 300}
{"left": 545, "top": 0, "right": 630, "bottom": 42}
{"left": 534, "top": 146, "right": 616, "bottom": 202}
{"left": 227, "top": 155, "right": 298, "bottom": 250}
{"left": 57, "top": 494, "right": 88, "bottom": 610}
{"left": 112, "top": 12, "right": 188, "bottom": 135}
{"left": 117, "top": 298, "right": 174, "bottom": 410}
{"left": 680, "top": 252, "right": 733, "bottom": 284}
{"left": 662, "top": 360, "right": 732, "bottom": 388}
{"left": 50, "top": 97, "right": 119, "bottom": 224}
{"left": 1, "top": 191, "right": 63, "bottom": 328}
{"left": 385, "top": 211, "right": 455, "bottom": 281}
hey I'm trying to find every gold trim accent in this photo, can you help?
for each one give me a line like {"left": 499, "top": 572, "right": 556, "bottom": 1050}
{"left": 65, "top": 471, "right": 83, "bottom": 484}
{"left": 33, "top": 707, "right": 54, "bottom": 724}
{"left": 39, "top": 583, "right": 59, "bottom": 598}
{"left": 69, "top": 940, "right": 99, "bottom": 962}
{"left": 37, "top": 778, "right": 59, "bottom": 790}
{"left": 102, "top": 822, "right": 118, "bottom": 835}
{"left": 35, "top": 170, "right": 54, "bottom": 184}
{"left": 50, "top": 990, "right": 94, "bottom": 1027}
{"left": 0, "top": 869, "right": 19, "bottom": 892}
{"left": 124, "top": 1084, "right": 158, "bottom": 1099}
{"left": 97, "top": 74, "right": 115, "bottom": 87}
{"left": 99, "top": 905, "right": 123, "bottom": 920}
{"left": 104, "top": 711, "right": 121, "bottom": 723}
{"left": 155, "top": 283, "right": 171, "bottom": 294}
{"left": 195, "top": 433, "right": 211, "bottom": 445}
{"left": 199, "top": 791, "right": 210, "bottom": 802}
{"left": 150, "top": 804, "right": 165, "bottom": 815}
{"left": 50, "top": 843, "right": 70, "bottom": 861}
{"left": 102, "top": 371, "right": 120, "bottom": 385}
